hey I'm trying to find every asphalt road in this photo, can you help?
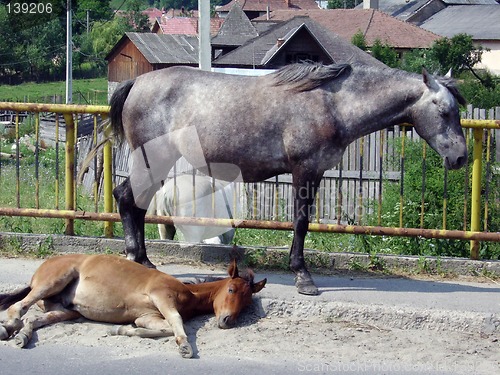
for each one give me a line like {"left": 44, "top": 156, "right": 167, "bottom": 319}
{"left": 0, "top": 256, "right": 498, "bottom": 374}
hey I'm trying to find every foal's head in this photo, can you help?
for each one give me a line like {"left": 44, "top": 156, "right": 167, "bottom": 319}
{"left": 213, "top": 260, "right": 266, "bottom": 329}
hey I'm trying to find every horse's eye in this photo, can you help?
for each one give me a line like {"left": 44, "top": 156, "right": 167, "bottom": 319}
{"left": 228, "top": 288, "right": 234, "bottom": 294}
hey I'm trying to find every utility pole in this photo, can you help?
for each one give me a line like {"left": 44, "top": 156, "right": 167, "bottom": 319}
{"left": 198, "top": 0, "right": 211, "bottom": 71}
{"left": 66, "top": 0, "right": 72, "bottom": 104}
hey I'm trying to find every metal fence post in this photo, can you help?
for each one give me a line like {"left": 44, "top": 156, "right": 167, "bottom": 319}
{"left": 470, "top": 128, "right": 483, "bottom": 260}
{"left": 63, "top": 113, "right": 75, "bottom": 235}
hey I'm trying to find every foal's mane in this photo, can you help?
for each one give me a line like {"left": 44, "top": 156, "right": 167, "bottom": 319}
{"left": 271, "top": 62, "right": 352, "bottom": 92}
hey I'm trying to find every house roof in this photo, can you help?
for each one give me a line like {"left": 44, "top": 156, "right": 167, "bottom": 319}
{"left": 213, "top": 16, "right": 387, "bottom": 68}
{"left": 158, "top": 17, "right": 198, "bottom": 35}
{"left": 212, "top": 2, "right": 259, "bottom": 46}
{"left": 254, "top": 9, "right": 441, "bottom": 48}
{"left": 106, "top": 33, "right": 199, "bottom": 64}
{"left": 357, "top": 0, "right": 498, "bottom": 20}
{"left": 419, "top": 5, "right": 500, "bottom": 40}
{"left": 154, "top": 17, "right": 224, "bottom": 36}
{"left": 217, "top": 0, "right": 320, "bottom": 12}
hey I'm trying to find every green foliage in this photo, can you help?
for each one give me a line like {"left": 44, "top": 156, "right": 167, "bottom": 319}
{"left": 365, "top": 139, "right": 500, "bottom": 259}
{"left": 429, "top": 34, "right": 484, "bottom": 75}
{"left": 370, "top": 39, "right": 399, "bottom": 68}
{"left": 351, "top": 30, "right": 367, "bottom": 51}
{"left": 327, "top": 0, "right": 357, "bottom": 9}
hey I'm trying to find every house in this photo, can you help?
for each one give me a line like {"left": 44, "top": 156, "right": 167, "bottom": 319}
{"left": 105, "top": 33, "right": 199, "bottom": 96}
{"left": 254, "top": 9, "right": 441, "bottom": 54}
{"left": 418, "top": 5, "right": 500, "bottom": 74}
{"left": 212, "top": 2, "right": 260, "bottom": 58}
{"left": 216, "top": 0, "right": 321, "bottom": 19}
{"left": 213, "top": 15, "right": 387, "bottom": 69}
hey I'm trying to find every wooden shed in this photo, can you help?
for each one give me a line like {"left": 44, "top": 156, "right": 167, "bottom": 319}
{"left": 105, "top": 33, "right": 199, "bottom": 98}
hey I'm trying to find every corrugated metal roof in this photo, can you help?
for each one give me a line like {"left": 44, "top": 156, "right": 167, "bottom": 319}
{"left": 420, "top": 5, "right": 500, "bottom": 39}
{"left": 126, "top": 33, "right": 199, "bottom": 64}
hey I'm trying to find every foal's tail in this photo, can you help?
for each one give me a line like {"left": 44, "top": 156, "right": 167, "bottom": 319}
{"left": 77, "top": 78, "right": 135, "bottom": 183}
{"left": 0, "top": 286, "right": 31, "bottom": 311}
{"left": 110, "top": 78, "right": 135, "bottom": 145}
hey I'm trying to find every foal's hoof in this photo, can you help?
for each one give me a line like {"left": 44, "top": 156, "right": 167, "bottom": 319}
{"left": 0, "top": 325, "right": 9, "bottom": 340}
{"left": 13, "top": 332, "right": 30, "bottom": 348}
{"left": 295, "top": 275, "right": 319, "bottom": 296}
{"left": 179, "top": 342, "right": 193, "bottom": 359}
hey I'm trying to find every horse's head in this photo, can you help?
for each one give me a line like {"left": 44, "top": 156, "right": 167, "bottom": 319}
{"left": 410, "top": 69, "right": 467, "bottom": 170}
{"left": 213, "top": 260, "right": 266, "bottom": 329}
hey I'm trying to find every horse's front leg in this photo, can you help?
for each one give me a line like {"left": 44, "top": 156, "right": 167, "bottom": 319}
{"left": 113, "top": 178, "right": 155, "bottom": 268}
{"left": 290, "top": 174, "right": 322, "bottom": 295}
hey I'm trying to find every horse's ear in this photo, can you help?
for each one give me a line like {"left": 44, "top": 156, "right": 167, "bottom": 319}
{"left": 444, "top": 68, "right": 452, "bottom": 78}
{"left": 228, "top": 259, "right": 239, "bottom": 279}
{"left": 252, "top": 278, "right": 267, "bottom": 294}
{"left": 422, "top": 67, "right": 440, "bottom": 91}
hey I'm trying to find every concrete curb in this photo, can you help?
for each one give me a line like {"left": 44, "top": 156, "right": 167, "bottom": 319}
{"left": 0, "top": 232, "right": 499, "bottom": 277}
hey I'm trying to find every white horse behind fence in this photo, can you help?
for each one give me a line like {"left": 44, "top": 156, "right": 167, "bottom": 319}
{"left": 148, "top": 175, "right": 241, "bottom": 244}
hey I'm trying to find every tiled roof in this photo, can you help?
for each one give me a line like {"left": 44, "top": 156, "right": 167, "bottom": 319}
{"left": 217, "top": 0, "right": 320, "bottom": 12}
{"left": 419, "top": 5, "right": 500, "bottom": 40}
{"left": 254, "top": 9, "right": 440, "bottom": 48}
{"left": 213, "top": 16, "right": 387, "bottom": 68}
{"left": 157, "top": 17, "right": 224, "bottom": 36}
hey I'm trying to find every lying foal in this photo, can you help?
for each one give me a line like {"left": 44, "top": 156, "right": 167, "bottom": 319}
{"left": 0, "top": 254, "right": 266, "bottom": 358}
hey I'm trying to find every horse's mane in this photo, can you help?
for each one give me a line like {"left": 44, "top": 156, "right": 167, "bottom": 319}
{"left": 437, "top": 77, "right": 467, "bottom": 106}
{"left": 271, "top": 62, "right": 352, "bottom": 92}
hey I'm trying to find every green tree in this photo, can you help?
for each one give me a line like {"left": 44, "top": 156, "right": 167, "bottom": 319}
{"left": 429, "top": 34, "right": 484, "bottom": 75}
{"left": 91, "top": 17, "right": 130, "bottom": 59}
{"left": 370, "top": 39, "right": 399, "bottom": 68}
{"left": 327, "top": 0, "right": 357, "bottom": 9}
{"left": 351, "top": 30, "right": 367, "bottom": 51}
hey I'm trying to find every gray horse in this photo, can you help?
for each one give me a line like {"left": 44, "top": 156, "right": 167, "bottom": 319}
{"left": 104, "top": 62, "right": 467, "bottom": 295}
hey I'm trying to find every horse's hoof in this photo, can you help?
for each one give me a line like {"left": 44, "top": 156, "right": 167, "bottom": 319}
{"left": 295, "top": 276, "right": 319, "bottom": 296}
{"left": 13, "top": 332, "right": 30, "bottom": 348}
{"left": 0, "top": 325, "right": 9, "bottom": 340}
{"left": 179, "top": 342, "right": 193, "bottom": 359}
{"left": 141, "top": 258, "right": 156, "bottom": 269}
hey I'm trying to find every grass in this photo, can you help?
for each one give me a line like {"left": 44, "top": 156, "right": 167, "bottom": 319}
{"left": 0, "top": 78, "right": 108, "bottom": 105}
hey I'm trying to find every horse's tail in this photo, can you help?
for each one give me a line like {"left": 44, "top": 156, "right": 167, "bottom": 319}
{"left": 110, "top": 78, "right": 135, "bottom": 145}
{"left": 77, "top": 135, "right": 110, "bottom": 183}
{"left": 0, "top": 286, "right": 31, "bottom": 311}
{"left": 77, "top": 79, "right": 135, "bottom": 183}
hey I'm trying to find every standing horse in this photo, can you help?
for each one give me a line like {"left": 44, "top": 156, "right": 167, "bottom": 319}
{"left": 100, "top": 62, "right": 466, "bottom": 295}
{"left": 147, "top": 175, "right": 238, "bottom": 244}
{"left": 0, "top": 254, "right": 266, "bottom": 358}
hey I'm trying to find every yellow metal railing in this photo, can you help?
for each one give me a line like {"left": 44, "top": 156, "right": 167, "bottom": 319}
{"left": 0, "top": 102, "right": 499, "bottom": 258}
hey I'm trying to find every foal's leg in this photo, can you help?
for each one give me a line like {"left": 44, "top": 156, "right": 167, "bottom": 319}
{"left": 13, "top": 302, "right": 81, "bottom": 348}
{"left": 150, "top": 294, "right": 193, "bottom": 358}
{"left": 290, "top": 173, "right": 322, "bottom": 295}
{"left": 113, "top": 178, "right": 155, "bottom": 268}
{"left": 112, "top": 313, "right": 192, "bottom": 358}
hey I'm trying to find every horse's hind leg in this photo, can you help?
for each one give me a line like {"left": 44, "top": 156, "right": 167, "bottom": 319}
{"left": 12, "top": 302, "right": 81, "bottom": 348}
{"left": 114, "top": 177, "right": 154, "bottom": 268}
